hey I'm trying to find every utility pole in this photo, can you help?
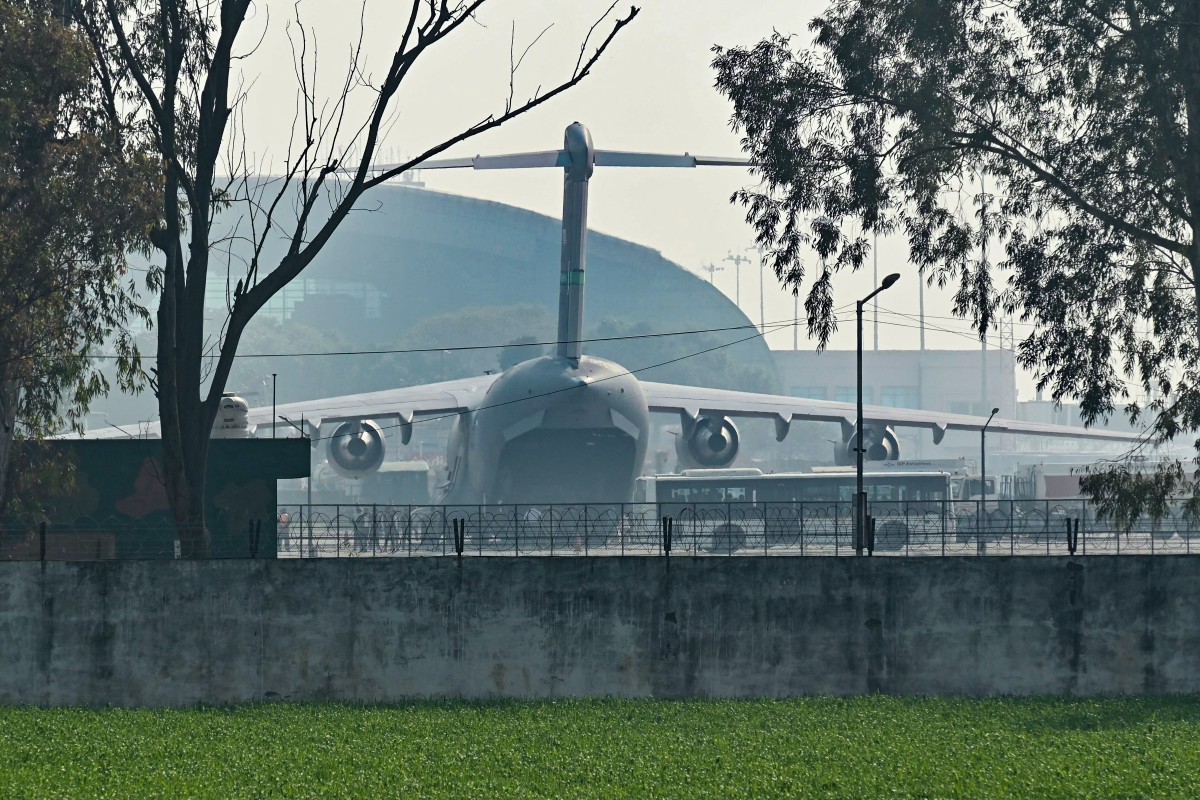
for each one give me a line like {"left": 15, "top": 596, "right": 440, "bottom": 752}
{"left": 980, "top": 172, "right": 989, "bottom": 417}
{"left": 699, "top": 262, "right": 724, "bottom": 284}
{"left": 872, "top": 233, "right": 879, "bottom": 350}
{"left": 751, "top": 246, "right": 766, "bottom": 334}
{"left": 919, "top": 278, "right": 926, "bottom": 350}
{"left": 723, "top": 251, "right": 751, "bottom": 309}
{"left": 793, "top": 291, "right": 799, "bottom": 351}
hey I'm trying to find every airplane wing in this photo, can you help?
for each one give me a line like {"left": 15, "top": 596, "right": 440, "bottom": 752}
{"left": 79, "top": 375, "right": 499, "bottom": 440}
{"left": 640, "top": 381, "right": 1148, "bottom": 445}
{"left": 256, "top": 375, "right": 499, "bottom": 441}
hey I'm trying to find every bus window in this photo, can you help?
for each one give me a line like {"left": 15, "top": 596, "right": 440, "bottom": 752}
{"left": 666, "top": 484, "right": 747, "bottom": 503}
{"left": 868, "top": 484, "right": 896, "bottom": 501}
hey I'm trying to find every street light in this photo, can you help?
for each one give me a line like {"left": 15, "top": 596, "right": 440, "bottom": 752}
{"left": 856, "top": 272, "right": 901, "bottom": 555}
{"left": 979, "top": 406, "right": 1000, "bottom": 552}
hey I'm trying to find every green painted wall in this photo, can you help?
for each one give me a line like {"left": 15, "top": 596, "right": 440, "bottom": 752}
{"left": 4, "top": 439, "right": 308, "bottom": 559}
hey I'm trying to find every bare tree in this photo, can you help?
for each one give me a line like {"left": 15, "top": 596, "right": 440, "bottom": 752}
{"left": 77, "top": 0, "right": 638, "bottom": 554}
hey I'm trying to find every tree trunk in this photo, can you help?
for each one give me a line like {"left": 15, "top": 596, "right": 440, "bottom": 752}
{"left": 0, "top": 370, "right": 19, "bottom": 516}
{"left": 175, "top": 431, "right": 211, "bottom": 558}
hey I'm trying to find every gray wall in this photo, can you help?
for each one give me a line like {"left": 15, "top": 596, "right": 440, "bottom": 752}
{"left": 2, "top": 557, "right": 1197, "bottom": 707}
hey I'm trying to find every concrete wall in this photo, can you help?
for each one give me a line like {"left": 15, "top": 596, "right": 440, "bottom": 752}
{"left": 2, "top": 557, "right": 1198, "bottom": 707}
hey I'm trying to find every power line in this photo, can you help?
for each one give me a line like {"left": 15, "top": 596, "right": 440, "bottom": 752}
{"left": 76, "top": 315, "right": 813, "bottom": 361}
{"left": 307, "top": 315, "right": 836, "bottom": 443}
{"left": 878, "top": 304, "right": 1041, "bottom": 330}
{"left": 871, "top": 315, "right": 1019, "bottom": 355}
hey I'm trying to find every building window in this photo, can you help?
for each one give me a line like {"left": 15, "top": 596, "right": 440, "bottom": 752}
{"left": 206, "top": 277, "right": 382, "bottom": 321}
{"left": 834, "top": 386, "right": 872, "bottom": 404}
{"left": 790, "top": 386, "right": 827, "bottom": 400}
{"left": 881, "top": 386, "right": 920, "bottom": 409}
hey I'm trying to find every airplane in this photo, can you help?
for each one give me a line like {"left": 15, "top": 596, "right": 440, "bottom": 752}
{"left": 86, "top": 122, "right": 1150, "bottom": 504}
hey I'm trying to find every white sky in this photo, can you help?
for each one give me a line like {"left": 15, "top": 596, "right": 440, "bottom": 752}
{"left": 233, "top": 0, "right": 1038, "bottom": 398}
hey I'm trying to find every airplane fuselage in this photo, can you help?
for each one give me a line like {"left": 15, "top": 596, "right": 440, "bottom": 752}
{"left": 441, "top": 354, "right": 649, "bottom": 505}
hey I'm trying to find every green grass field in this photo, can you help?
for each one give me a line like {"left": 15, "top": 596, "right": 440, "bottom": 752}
{"left": 1, "top": 697, "right": 1198, "bottom": 798}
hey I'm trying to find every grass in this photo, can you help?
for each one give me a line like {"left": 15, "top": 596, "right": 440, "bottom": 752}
{"left": 1, "top": 697, "right": 1198, "bottom": 798}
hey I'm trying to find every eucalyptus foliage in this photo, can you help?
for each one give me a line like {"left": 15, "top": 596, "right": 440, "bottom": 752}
{"left": 713, "top": 0, "right": 1200, "bottom": 509}
{"left": 0, "top": 0, "right": 156, "bottom": 513}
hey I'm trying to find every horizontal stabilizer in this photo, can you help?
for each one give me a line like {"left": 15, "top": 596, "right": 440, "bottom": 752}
{"left": 594, "top": 150, "right": 752, "bottom": 168}
{"left": 371, "top": 150, "right": 569, "bottom": 174}
{"left": 367, "top": 149, "right": 750, "bottom": 176}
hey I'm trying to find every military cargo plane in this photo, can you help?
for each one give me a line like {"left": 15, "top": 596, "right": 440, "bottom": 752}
{"left": 87, "top": 123, "right": 1148, "bottom": 504}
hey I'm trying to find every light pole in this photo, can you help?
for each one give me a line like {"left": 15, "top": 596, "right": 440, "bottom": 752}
{"left": 751, "top": 246, "right": 765, "bottom": 333}
{"left": 856, "top": 273, "right": 901, "bottom": 555}
{"left": 723, "top": 251, "right": 751, "bottom": 308}
{"left": 699, "top": 261, "right": 724, "bottom": 284}
{"left": 271, "top": 373, "right": 277, "bottom": 439}
{"left": 979, "top": 407, "right": 999, "bottom": 552}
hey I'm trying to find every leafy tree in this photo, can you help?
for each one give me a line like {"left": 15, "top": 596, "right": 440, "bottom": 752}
{"left": 713, "top": 0, "right": 1200, "bottom": 510}
{"left": 0, "top": 0, "right": 156, "bottom": 514}
{"left": 392, "top": 304, "right": 556, "bottom": 382}
{"left": 76, "top": 0, "right": 637, "bottom": 554}
{"left": 500, "top": 336, "right": 547, "bottom": 372}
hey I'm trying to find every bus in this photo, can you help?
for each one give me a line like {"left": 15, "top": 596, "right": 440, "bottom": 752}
{"left": 634, "top": 468, "right": 955, "bottom": 552}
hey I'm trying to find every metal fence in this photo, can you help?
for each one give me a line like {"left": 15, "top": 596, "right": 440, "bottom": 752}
{"left": 275, "top": 500, "right": 1200, "bottom": 558}
{"left": 5, "top": 500, "right": 1200, "bottom": 561}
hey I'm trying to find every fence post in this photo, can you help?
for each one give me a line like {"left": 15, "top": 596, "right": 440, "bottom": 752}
{"left": 834, "top": 504, "right": 840, "bottom": 557}
{"left": 514, "top": 506, "right": 520, "bottom": 557}
{"left": 621, "top": 503, "right": 626, "bottom": 558}
{"left": 799, "top": 502, "right": 805, "bottom": 557}
{"left": 904, "top": 500, "right": 910, "bottom": 556}
{"left": 1009, "top": 500, "right": 1015, "bottom": 556}
{"left": 584, "top": 505, "right": 590, "bottom": 556}
{"left": 39, "top": 521, "right": 46, "bottom": 562}
{"left": 1045, "top": 501, "right": 1050, "bottom": 556}
{"left": 940, "top": 499, "right": 946, "bottom": 557}
{"left": 724, "top": 501, "right": 730, "bottom": 556}
{"left": 372, "top": 504, "right": 377, "bottom": 557}
{"left": 662, "top": 516, "right": 672, "bottom": 556}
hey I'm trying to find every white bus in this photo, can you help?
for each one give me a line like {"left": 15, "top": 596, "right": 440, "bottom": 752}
{"left": 634, "top": 468, "right": 955, "bottom": 552}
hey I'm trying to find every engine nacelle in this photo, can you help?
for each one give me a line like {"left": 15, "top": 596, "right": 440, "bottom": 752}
{"left": 327, "top": 420, "right": 386, "bottom": 478}
{"left": 833, "top": 424, "right": 901, "bottom": 466}
{"left": 676, "top": 415, "right": 740, "bottom": 469}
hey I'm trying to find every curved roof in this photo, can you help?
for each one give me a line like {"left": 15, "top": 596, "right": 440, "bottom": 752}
{"left": 274, "top": 185, "right": 777, "bottom": 375}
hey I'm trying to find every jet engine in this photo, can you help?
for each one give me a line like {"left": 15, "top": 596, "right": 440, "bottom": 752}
{"left": 834, "top": 424, "right": 901, "bottom": 466}
{"left": 676, "top": 415, "right": 739, "bottom": 469}
{"left": 327, "top": 420, "right": 386, "bottom": 478}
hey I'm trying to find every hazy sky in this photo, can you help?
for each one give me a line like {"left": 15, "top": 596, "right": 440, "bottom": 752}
{"left": 232, "top": 0, "right": 1034, "bottom": 396}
